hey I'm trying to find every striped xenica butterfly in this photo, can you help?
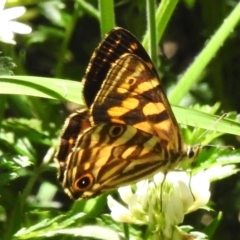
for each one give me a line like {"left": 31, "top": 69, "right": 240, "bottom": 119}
{"left": 55, "top": 28, "right": 201, "bottom": 200}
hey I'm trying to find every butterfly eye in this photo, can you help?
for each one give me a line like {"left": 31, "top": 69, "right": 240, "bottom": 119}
{"left": 75, "top": 173, "right": 94, "bottom": 191}
{"left": 109, "top": 125, "right": 124, "bottom": 137}
{"left": 187, "top": 147, "right": 195, "bottom": 158}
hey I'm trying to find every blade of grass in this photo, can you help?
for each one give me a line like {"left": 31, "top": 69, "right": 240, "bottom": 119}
{"left": 0, "top": 76, "right": 83, "bottom": 104}
{"left": 98, "top": 0, "right": 115, "bottom": 38}
{"left": 77, "top": 0, "right": 99, "bottom": 20}
{"left": 172, "top": 106, "right": 240, "bottom": 136}
{"left": 142, "top": 0, "right": 178, "bottom": 48}
{"left": 169, "top": 2, "right": 240, "bottom": 104}
{"left": 146, "top": 0, "right": 158, "bottom": 66}
{"left": 54, "top": 2, "right": 79, "bottom": 78}
{"left": 1, "top": 76, "right": 240, "bottom": 136}
{"left": 7, "top": 95, "right": 34, "bottom": 118}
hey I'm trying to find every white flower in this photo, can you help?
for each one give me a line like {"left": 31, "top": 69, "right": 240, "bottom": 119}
{"left": 203, "top": 165, "right": 238, "bottom": 182}
{"left": 108, "top": 171, "right": 210, "bottom": 240}
{"left": 0, "top": 0, "right": 32, "bottom": 44}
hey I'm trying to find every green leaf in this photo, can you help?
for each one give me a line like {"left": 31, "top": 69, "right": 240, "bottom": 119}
{"left": 204, "top": 211, "right": 223, "bottom": 238}
{"left": 0, "top": 56, "right": 16, "bottom": 75}
{"left": 1, "top": 76, "right": 240, "bottom": 136}
{"left": 0, "top": 76, "right": 82, "bottom": 104}
{"left": 169, "top": 1, "right": 240, "bottom": 104}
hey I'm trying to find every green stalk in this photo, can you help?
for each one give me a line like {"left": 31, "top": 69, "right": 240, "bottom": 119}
{"left": 54, "top": 2, "right": 79, "bottom": 78}
{"left": 77, "top": 0, "right": 99, "bottom": 19}
{"left": 98, "top": 0, "right": 115, "bottom": 38}
{"left": 169, "top": 2, "right": 240, "bottom": 104}
{"left": 142, "top": 0, "right": 178, "bottom": 48}
{"left": 146, "top": 0, "right": 158, "bottom": 66}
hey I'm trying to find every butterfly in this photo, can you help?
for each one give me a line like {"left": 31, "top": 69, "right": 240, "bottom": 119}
{"left": 55, "top": 28, "right": 201, "bottom": 200}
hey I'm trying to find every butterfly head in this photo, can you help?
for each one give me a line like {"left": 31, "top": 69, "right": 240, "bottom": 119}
{"left": 186, "top": 144, "right": 202, "bottom": 159}
{"left": 179, "top": 144, "right": 202, "bottom": 169}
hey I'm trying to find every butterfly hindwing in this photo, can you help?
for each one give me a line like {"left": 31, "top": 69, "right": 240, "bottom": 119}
{"left": 55, "top": 108, "right": 91, "bottom": 182}
{"left": 62, "top": 123, "right": 180, "bottom": 199}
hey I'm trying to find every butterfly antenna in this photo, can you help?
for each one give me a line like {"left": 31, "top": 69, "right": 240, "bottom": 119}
{"left": 201, "top": 144, "right": 235, "bottom": 151}
{"left": 196, "top": 113, "right": 228, "bottom": 142}
{"left": 192, "top": 113, "right": 235, "bottom": 151}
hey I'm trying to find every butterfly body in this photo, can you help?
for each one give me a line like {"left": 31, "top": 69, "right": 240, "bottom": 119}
{"left": 55, "top": 28, "right": 200, "bottom": 200}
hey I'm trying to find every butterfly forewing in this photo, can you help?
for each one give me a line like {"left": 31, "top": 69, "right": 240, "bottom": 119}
{"left": 90, "top": 53, "right": 182, "bottom": 152}
{"left": 83, "top": 28, "right": 158, "bottom": 107}
{"left": 56, "top": 28, "right": 152, "bottom": 165}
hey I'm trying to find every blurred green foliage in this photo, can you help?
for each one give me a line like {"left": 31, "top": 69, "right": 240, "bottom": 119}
{"left": 1, "top": 0, "right": 240, "bottom": 239}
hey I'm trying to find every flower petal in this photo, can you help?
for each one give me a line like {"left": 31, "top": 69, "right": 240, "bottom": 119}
{"left": 0, "top": 28, "right": 15, "bottom": 44}
{"left": 0, "top": 0, "right": 6, "bottom": 12}
{"left": 204, "top": 165, "right": 237, "bottom": 181}
{"left": 186, "top": 172, "right": 210, "bottom": 213}
{"left": 1, "top": 7, "right": 26, "bottom": 20}
{"left": 107, "top": 195, "right": 142, "bottom": 223}
{"left": 118, "top": 186, "right": 133, "bottom": 204}
{"left": 6, "top": 21, "right": 32, "bottom": 34}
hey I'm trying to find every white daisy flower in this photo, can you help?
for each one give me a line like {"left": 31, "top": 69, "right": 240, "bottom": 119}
{"left": 0, "top": 0, "right": 32, "bottom": 44}
{"left": 108, "top": 171, "right": 210, "bottom": 240}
